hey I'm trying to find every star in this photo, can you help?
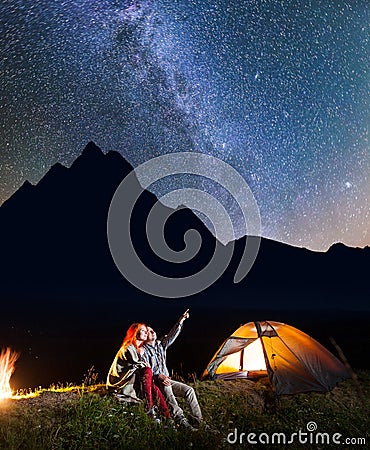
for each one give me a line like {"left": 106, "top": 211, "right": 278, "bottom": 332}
{"left": 0, "top": 0, "right": 368, "bottom": 251}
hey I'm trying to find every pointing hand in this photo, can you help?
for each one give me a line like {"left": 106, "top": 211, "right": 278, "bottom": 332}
{"left": 179, "top": 309, "right": 190, "bottom": 324}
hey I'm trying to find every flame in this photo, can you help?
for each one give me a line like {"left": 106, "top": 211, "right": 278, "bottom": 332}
{"left": 0, "top": 347, "right": 19, "bottom": 400}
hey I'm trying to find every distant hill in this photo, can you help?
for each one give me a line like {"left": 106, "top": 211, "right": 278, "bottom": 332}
{"left": 0, "top": 142, "right": 368, "bottom": 388}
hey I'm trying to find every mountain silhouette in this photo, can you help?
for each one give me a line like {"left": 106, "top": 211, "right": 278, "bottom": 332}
{"left": 0, "top": 141, "right": 216, "bottom": 301}
{"left": 0, "top": 141, "right": 368, "bottom": 388}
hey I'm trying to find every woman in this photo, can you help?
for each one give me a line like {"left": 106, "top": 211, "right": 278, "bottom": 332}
{"left": 106, "top": 323, "right": 170, "bottom": 419}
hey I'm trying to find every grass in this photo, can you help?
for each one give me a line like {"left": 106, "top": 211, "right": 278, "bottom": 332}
{"left": 0, "top": 371, "right": 369, "bottom": 449}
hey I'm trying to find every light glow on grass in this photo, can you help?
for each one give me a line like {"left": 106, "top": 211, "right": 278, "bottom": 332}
{"left": 11, "top": 383, "right": 107, "bottom": 400}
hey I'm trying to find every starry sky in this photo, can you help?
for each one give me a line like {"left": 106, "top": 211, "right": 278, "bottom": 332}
{"left": 0, "top": 0, "right": 369, "bottom": 251}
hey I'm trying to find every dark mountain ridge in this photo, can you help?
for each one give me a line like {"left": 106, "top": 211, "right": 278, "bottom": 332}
{"left": 0, "top": 142, "right": 368, "bottom": 388}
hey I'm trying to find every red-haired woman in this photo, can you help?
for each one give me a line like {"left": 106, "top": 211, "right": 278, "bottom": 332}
{"left": 107, "top": 323, "right": 170, "bottom": 420}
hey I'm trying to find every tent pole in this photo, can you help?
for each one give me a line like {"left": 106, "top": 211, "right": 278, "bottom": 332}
{"left": 256, "top": 321, "right": 275, "bottom": 391}
{"left": 239, "top": 348, "right": 244, "bottom": 371}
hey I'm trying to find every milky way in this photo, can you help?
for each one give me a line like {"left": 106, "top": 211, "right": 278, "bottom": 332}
{"left": 0, "top": 0, "right": 369, "bottom": 251}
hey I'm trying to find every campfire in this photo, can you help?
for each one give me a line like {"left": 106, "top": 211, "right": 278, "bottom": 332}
{"left": 0, "top": 347, "right": 19, "bottom": 400}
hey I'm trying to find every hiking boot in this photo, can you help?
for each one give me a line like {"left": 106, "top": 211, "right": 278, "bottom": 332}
{"left": 147, "top": 406, "right": 161, "bottom": 424}
{"left": 179, "top": 417, "right": 197, "bottom": 431}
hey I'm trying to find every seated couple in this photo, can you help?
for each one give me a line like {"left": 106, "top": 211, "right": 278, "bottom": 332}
{"left": 106, "top": 309, "right": 203, "bottom": 429}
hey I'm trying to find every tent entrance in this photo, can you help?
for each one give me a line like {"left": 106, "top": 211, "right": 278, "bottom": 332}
{"left": 215, "top": 338, "right": 267, "bottom": 376}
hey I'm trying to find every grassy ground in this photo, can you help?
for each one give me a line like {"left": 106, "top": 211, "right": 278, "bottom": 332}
{"left": 0, "top": 372, "right": 368, "bottom": 449}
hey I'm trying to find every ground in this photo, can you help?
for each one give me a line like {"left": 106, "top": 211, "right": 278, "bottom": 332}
{"left": 0, "top": 373, "right": 368, "bottom": 449}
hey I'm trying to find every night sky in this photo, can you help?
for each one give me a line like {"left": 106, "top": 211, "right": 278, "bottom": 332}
{"left": 1, "top": 0, "right": 368, "bottom": 251}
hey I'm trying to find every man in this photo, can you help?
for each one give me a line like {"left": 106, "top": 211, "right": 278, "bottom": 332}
{"left": 142, "top": 309, "right": 203, "bottom": 430}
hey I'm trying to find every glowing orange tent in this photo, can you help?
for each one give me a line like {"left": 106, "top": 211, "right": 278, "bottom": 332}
{"left": 202, "top": 321, "right": 349, "bottom": 395}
